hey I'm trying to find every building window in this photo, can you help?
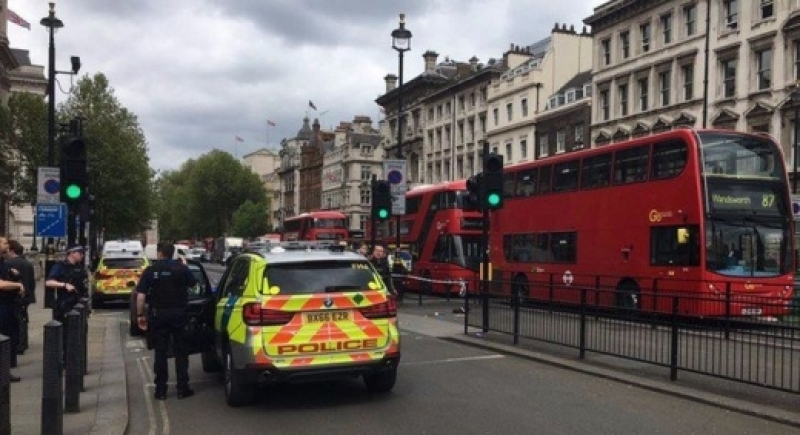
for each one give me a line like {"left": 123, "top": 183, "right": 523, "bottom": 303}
{"left": 601, "top": 39, "right": 611, "bottom": 65}
{"left": 506, "top": 103, "right": 513, "bottom": 122}
{"left": 619, "top": 83, "right": 629, "bottom": 117}
{"left": 659, "top": 70, "right": 670, "bottom": 106}
{"left": 724, "top": 0, "right": 738, "bottom": 29}
{"left": 493, "top": 108, "right": 499, "bottom": 125}
{"left": 640, "top": 22, "right": 651, "bottom": 53}
{"left": 682, "top": 63, "right": 694, "bottom": 100}
{"left": 620, "top": 31, "right": 630, "bottom": 59}
{"left": 722, "top": 58, "right": 737, "bottom": 98}
{"left": 359, "top": 215, "right": 368, "bottom": 231}
{"left": 574, "top": 123, "right": 585, "bottom": 145}
{"left": 566, "top": 89, "right": 576, "bottom": 103}
{"left": 638, "top": 77, "right": 649, "bottom": 112}
{"left": 755, "top": 48, "right": 772, "bottom": 90}
{"left": 360, "top": 165, "right": 371, "bottom": 180}
{"left": 600, "top": 89, "right": 610, "bottom": 121}
{"left": 520, "top": 139, "right": 528, "bottom": 159}
{"left": 556, "top": 130, "right": 566, "bottom": 153}
{"left": 760, "top": 0, "right": 773, "bottom": 20}
{"left": 470, "top": 92, "right": 476, "bottom": 107}
{"left": 538, "top": 133, "right": 549, "bottom": 157}
{"left": 684, "top": 4, "right": 696, "bottom": 36}
{"left": 521, "top": 98, "right": 528, "bottom": 117}
{"left": 360, "top": 188, "right": 370, "bottom": 206}
{"left": 506, "top": 143, "right": 513, "bottom": 161}
{"left": 661, "top": 13, "right": 672, "bottom": 44}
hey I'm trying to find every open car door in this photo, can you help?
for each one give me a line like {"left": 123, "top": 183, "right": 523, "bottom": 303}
{"left": 184, "top": 260, "right": 217, "bottom": 355}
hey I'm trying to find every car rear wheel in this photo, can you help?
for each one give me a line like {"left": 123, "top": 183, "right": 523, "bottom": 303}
{"left": 223, "top": 349, "right": 255, "bottom": 407}
{"left": 364, "top": 367, "right": 397, "bottom": 393}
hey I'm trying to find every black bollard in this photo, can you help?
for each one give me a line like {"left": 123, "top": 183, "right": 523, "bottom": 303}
{"left": 0, "top": 335, "right": 11, "bottom": 435}
{"left": 41, "top": 320, "right": 63, "bottom": 435}
{"left": 77, "top": 300, "right": 89, "bottom": 377}
{"left": 64, "top": 311, "right": 81, "bottom": 413}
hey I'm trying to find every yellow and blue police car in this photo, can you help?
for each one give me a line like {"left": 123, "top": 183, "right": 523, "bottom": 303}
{"left": 204, "top": 242, "right": 401, "bottom": 407}
{"left": 91, "top": 252, "right": 149, "bottom": 308}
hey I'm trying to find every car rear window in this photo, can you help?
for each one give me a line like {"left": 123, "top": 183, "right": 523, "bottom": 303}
{"left": 264, "top": 260, "right": 378, "bottom": 295}
{"left": 102, "top": 258, "right": 145, "bottom": 269}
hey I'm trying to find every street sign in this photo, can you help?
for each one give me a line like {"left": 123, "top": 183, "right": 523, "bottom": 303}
{"left": 383, "top": 159, "right": 406, "bottom": 215}
{"left": 37, "top": 166, "right": 61, "bottom": 203}
{"left": 35, "top": 203, "right": 67, "bottom": 238}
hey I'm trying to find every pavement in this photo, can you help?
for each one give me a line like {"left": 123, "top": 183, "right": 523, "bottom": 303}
{"left": 7, "top": 287, "right": 799, "bottom": 434}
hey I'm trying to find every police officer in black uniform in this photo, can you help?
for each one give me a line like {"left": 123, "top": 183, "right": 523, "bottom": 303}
{"left": 0, "top": 235, "right": 25, "bottom": 381}
{"left": 135, "top": 242, "right": 197, "bottom": 400}
{"left": 45, "top": 244, "right": 89, "bottom": 322}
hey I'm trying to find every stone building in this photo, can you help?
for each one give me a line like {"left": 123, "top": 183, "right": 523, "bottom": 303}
{"left": 241, "top": 148, "right": 280, "bottom": 230}
{"left": 535, "top": 70, "right": 593, "bottom": 158}
{"left": 298, "top": 118, "right": 331, "bottom": 213}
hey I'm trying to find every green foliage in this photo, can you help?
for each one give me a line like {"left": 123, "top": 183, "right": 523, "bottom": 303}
{"left": 59, "top": 73, "right": 153, "bottom": 237}
{"left": 156, "top": 150, "right": 267, "bottom": 240}
{"left": 0, "top": 92, "right": 48, "bottom": 205}
{"left": 230, "top": 200, "right": 271, "bottom": 238}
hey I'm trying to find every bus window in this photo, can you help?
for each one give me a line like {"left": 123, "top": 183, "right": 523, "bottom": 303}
{"left": 551, "top": 232, "right": 577, "bottom": 263}
{"left": 534, "top": 233, "right": 552, "bottom": 262}
{"left": 503, "top": 172, "right": 516, "bottom": 198}
{"left": 698, "top": 132, "right": 782, "bottom": 180}
{"left": 553, "top": 160, "right": 580, "bottom": 193}
{"left": 432, "top": 235, "right": 457, "bottom": 263}
{"left": 580, "top": 154, "right": 612, "bottom": 189}
{"left": 613, "top": 145, "right": 650, "bottom": 185}
{"left": 538, "top": 166, "right": 552, "bottom": 195}
{"left": 516, "top": 169, "right": 538, "bottom": 197}
{"left": 651, "top": 225, "right": 700, "bottom": 266}
{"left": 651, "top": 140, "right": 687, "bottom": 180}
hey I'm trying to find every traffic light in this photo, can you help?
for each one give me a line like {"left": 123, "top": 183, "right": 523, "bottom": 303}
{"left": 483, "top": 152, "right": 504, "bottom": 210}
{"left": 460, "top": 174, "right": 483, "bottom": 211}
{"left": 60, "top": 136, "right": 87, "bottom": 204}
{"left": 372, "top": 180, "right": 393, "bottom": 221}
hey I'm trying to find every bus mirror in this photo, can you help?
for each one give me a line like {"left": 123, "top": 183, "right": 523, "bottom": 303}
{"left": 677, "top": 228, "right": 689, "bottom": 244}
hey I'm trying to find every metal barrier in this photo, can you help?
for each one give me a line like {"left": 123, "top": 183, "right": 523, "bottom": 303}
{"left": 466, "top": 280, "right": 800, "bottom": 394}
{"left": 392, "top": 273, "right": 468, "bottom": 306}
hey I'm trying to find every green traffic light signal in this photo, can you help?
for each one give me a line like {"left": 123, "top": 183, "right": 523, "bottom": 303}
{"left": 378, "top": 208, "right": 389, "bottom": 220}
{"left": 486, "top": 192, "right": 501, "bottom": 207}
{"left": 65, "top": 184, "right": 82, "bottom": 200}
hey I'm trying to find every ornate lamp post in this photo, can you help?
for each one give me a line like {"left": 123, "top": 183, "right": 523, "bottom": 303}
{"left": 391, "top": 14, "right": 412, "bottom": 262}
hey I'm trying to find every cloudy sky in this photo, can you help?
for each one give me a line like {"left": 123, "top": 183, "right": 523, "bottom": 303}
{"left": 7, "top": 0, "right": 606, "bottom": 171}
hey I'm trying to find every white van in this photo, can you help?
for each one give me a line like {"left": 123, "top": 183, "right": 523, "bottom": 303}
{"left": 143, "top": 244, "right": 191, "bottom": 261}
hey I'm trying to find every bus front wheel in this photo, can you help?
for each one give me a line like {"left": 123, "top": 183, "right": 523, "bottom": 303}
{"left": 616, "top": 280, "right": 641, "bottom": 311}
{"left": 512, "top": 274, "right": 529, "bottom": 302}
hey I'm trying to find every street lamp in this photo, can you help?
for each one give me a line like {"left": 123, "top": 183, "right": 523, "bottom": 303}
{"left": 391, "top": 14, "right": 411, "bottom": 263}
{"left": 391, "top": 13, "right": 412, "bottom": 159}
{"left": 794, "top": 80, "right": 800, "bottom": 194}
{"left": 40, "top": 2, "right": 63, "bottom": 168}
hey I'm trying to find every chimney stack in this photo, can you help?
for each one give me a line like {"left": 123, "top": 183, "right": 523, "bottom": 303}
{"left": 469, "top": 56, "right": 479, "bottom": 71}
{"left": 423, "top": 50, "right": 439, "bottom": 73}
{"left": 384, "top": 74, "right": 398, "bottom": 92}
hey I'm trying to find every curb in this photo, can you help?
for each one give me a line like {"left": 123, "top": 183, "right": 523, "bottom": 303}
{"left": 88, "top": 317, "right": 128, "bottom": 435}
{"left": 443, "top": 334, "right": 800, "bottom": 428}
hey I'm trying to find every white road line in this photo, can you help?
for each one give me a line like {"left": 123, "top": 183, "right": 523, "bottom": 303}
{"left": 403, "top": 354, "right": 505, "bottom": 366}
{"left": 159, "top": 400, "right": 170, "bottom": 435}
{"left": 136, "top": 357, "right": 158, "bottom": 435}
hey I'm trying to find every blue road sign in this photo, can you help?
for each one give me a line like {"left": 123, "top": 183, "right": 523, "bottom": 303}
{"left": 36, "top": 203, "right": 67, "bottom": 238}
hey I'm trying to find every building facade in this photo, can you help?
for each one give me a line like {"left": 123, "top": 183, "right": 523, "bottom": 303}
{"left": 298, "top": 118, "right": 331, "bottom": 213}
{"left": 241, "top": 147, "right": 280, "bottom": 230}
{"left": 584, "top": 0, "right": 800, "bottom": 175}
{"left": 535, "top": 70, "right": 593, "bottom": 158}
{"left": 321, "top": 116, "right": 384, "bottom": 235}
{"left": 276, "top": 118, "right": 311, "bottom": 228}
{"left": 487, "top": 25, "right": 594, "bottom": 166}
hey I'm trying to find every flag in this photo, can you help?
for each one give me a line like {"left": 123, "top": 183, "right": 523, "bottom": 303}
{"left": 235, "top": 135, "right": 244, "bottom": 142}
{"left": 7, "top": 9, "right": 31, "bottom": 30}
{"left": 267, "top": 120, "right": 276, "bottom": 127}
{"left": 309, "top": 100, "right": 317, "bottom": 110}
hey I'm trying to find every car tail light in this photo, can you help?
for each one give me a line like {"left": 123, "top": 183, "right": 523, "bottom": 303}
{"left": 358, "top": 299, "right": 397, "bottom": 319}
{"left": 243, "top": 303, "right": 294, "bottom": 326}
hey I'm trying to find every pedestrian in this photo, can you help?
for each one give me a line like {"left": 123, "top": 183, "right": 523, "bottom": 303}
{"left": 45, "top": 244, "right": 89, "bottom": 322}
{"left": 135, "top": 242, "right": 198, "bottom": 400}
{"left": 0, "top": 235, "right": 24, "bottom": 381}
{"left": 369, "top": 245, "right": 395, "bottom": 297}
{"left": 5, "top": 240, "right": 36, "bottom": 354}
{"left": 391, "top": 255, "right": 409, "bottom": 302}
{"left": 357, "top": 242, "right": 369, "bottom": 257}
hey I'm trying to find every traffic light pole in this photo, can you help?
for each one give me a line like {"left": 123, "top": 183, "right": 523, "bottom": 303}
{"left": 369, "top": 175, "right": 377, "bottom": 252}
{"left": 481, "top": 141, "right": 490, "bottom": 332}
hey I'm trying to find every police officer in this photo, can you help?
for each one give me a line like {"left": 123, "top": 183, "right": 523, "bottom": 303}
{"left": 369, "top": 245, "right": 395, "bottom": 296}
{"left": 135, "top": 242, "right": 197, "bottom": 400}
{"left": 0, "top": 235, "right": 25, "bottom": 381}
{"left": 45, "top": 244, "right": 89, "bottom": 322}
{"left": 5, "top": 240, "right": 36, "bottom": 354}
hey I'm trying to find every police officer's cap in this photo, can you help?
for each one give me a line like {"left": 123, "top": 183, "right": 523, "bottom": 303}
{"left": 66, "top": 244, "right": 85, "bottom": 254}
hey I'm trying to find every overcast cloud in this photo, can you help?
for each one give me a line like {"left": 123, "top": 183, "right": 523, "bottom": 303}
{"left": 7, "top": 0, "right": 605, "bottom": 171}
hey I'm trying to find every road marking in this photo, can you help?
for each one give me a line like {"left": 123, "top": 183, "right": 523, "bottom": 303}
{"left": 403, "top": 354, "right": 505, "bottom": 366}
{"left": 136, "top": 357, "right": 158, "bottom": 435}
{"left": 126, "top": 339, "right": 145, "bottom": 349}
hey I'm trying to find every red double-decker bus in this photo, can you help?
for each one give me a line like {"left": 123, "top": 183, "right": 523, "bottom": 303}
{"left": 395, "top": 180, "right": 483, "bottom": 295}
{"left": 281, "top": 211, "right": 349, "bottom": 242}
{"left": 490, "top": 129, "right": 795, "bottom": 316}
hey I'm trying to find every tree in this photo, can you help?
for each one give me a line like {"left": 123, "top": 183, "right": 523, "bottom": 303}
{"left": 155, "top": 150, "right": 267, "bottom": 239}
{"left": 230, "top": 200, "right": 271, "bottom": 238}
{"left": 58, "top": 73, "right": 153, "bottom": 237}
{"left": 0, "top": 92, "right": 48, "bottom": 205}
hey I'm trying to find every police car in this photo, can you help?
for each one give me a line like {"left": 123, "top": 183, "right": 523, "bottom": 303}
{"left": 92, "top": 252, "right": 149, "bottom": 308}
{"left": 205, "top": 242, "right": 401, "bottom": 407}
